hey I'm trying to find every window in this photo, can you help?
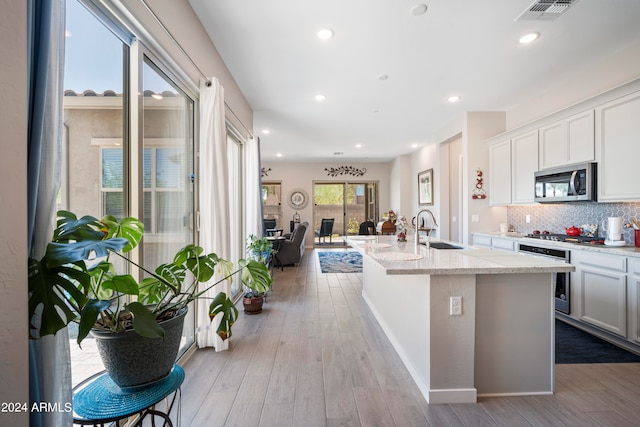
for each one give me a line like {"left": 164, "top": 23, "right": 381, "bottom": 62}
{"left": 262, "top": 182, "right": 282, "bottom": 228}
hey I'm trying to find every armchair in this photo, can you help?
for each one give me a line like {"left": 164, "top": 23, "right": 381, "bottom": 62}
{"left": 276, "top": 222, "right": 309, "bottom": 266}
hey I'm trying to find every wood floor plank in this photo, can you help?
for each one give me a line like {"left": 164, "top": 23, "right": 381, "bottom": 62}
{"left": 223, "top": 375, "right": 270, "bottom": 427}
{"left": 449, "top": 402, "right": 498, "bottom": 426}
{"left": 187, "top": 391, "right": 236, "bottom": 427}
{"left": 259, "top": 402, "right": 294, "bottom": 427}
{"left": 352, "top": 386, "right": 396, "bottom": 427}
{"left": 477, "top": 397, "right": 533, "bottom": 427}
{"left": 322, "top": 343, "right": 359, "bottom": 421}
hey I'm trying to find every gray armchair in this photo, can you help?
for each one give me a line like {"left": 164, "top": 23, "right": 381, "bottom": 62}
{"left": 276, "top": 222, "right": 308, "bottom": 266}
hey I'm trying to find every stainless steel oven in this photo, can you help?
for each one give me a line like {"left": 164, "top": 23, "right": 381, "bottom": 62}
{"left": 518, "top": 243, "right": 571, "bottom": 314}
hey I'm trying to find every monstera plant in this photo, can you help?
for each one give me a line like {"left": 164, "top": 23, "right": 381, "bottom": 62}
{"left": 28, "top": 210, "right": 272, "bottom": 388}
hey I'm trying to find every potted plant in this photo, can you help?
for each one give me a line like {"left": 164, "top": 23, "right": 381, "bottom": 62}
{"left": 242, "top": 234, "right": 275, "bottom": 314}
{"left": 28, "top": 210, "right": 272, "bottom": 389}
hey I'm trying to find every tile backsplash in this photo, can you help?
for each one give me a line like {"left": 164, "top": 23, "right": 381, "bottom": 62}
{"left": 507, "top": 202, "right": 640, "bottom": 244}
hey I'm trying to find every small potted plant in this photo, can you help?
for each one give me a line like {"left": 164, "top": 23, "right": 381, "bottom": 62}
{"left": 28, "top": 210, "right": 272, "bottom": 389}
{"left": 242, "top": 234, "right": 275, "bottom": 314}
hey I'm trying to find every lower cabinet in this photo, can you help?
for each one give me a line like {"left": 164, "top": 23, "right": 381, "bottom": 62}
{"left": 471, "top": 234, "right": 515, "bottom": 251}
{"left": 571, "top": 250, "right": 627, "bottom": 337}
{"left": 629, "top": 258, "right": 640, "bottom": 343}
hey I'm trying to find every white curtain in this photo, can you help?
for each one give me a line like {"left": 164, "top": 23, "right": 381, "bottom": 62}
{"left": 245, "top": 136, "right": 263, "bottom": 237}
{"left": 27, "top": 1, "right": 71, "bottom": 426}
{"left": 197, "top": 78, "right": 231, "bottom": 350}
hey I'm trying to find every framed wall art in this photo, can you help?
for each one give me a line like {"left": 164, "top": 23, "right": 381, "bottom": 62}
{"left": 418, "top": 169, "right": 433, "bottom": 205}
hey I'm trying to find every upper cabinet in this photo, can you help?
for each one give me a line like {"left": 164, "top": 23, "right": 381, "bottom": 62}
{"left": 489, "top": 130, "right": 538, "bottom": 206}
{"left": 539, "top": 110, "right": 595, "bottom": 170}
{"left": 511, "top": 130, "right": 538, "bottom": 204}
{"left": 596, "top": 91, "right": 640, "bottom": 202}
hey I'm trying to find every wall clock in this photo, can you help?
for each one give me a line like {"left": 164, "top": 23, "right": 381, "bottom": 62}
{"left": 288, "top": 188, "right": 309, "bottom": 209}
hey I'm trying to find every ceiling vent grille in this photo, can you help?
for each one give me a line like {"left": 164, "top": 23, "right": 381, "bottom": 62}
{"left": 516, "top": 0, "right": 580, "bottom": 21}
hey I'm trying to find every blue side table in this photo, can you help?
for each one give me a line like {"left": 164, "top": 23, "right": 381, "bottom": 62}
{"left": 73, "top": 364, "right": 184, "bottom": 426}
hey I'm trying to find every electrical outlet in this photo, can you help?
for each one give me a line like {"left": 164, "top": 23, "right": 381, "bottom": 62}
{"left": 526, "top": 215, "right": 531, "bottom": 223}
{"left": 450, "top": 296, "right": 462, "bottom": 316}
{"left": 471, "top": 215, "right": 479, "bottom": 223}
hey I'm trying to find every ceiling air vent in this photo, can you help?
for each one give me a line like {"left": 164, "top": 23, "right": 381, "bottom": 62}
{"left": 516, "top": 0, "right": 580, "bottom": 21}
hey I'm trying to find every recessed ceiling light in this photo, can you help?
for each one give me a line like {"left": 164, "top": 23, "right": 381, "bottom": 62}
{"left": 411, "top": 143, "right": 419, "bottom": 148}
{"left": 262, "top": 129, "right": 271, "bottom": 135}
{"left": 377, "top": 74, "right": 389, "bottom": 81}
{"left": 276, "top": 153, "right": 283, "bottom": 157}
{"left": 355, "top": 144, "right": 363, "bottom": 148}
{"left": 519, "top": 32, "right": 539, "bottom": 44}
{"left": 410, "top": 4, "right": 428, "bottom": 16}
{"left": 448, "top": 95, "right": 461, "bottom": 103}
{"left": 315, "top": 94, "right": 327, "bottom": 102}
{"left": 317, "top": 28, "right": 334, "bottom": 40}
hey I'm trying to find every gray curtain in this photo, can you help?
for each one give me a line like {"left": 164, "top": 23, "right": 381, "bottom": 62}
{"left": 27, "top": 1, "right": 70, "bottom": 426}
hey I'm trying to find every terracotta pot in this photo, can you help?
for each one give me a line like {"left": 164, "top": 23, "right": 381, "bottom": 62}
{"left": 243, "top": 294, "right": 264, "bottom": 314}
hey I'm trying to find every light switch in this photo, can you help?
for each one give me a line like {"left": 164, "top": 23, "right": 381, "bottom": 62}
{"left": 471, "top": 215, "right": 479, "bottom": 223}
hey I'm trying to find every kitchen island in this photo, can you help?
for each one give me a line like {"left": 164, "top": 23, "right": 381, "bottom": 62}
{"left": 345, "top": 235, "right": 575, "bottom": 404}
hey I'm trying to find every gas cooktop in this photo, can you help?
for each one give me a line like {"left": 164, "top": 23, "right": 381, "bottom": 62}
{"left": 524, "top": 233, "right": 603, "bottom": 244}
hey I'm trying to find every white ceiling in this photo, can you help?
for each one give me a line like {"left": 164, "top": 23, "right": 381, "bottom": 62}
{"left": 188, "top": 0, "right": 640, "bottom": 162}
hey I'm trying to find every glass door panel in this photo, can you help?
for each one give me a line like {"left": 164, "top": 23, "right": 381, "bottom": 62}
{"left": 345, "top": 183, "right": 367, "bottom": 236}
{"left": 313, "top": 183, "right": 344, "bottom": 245}
{"left": 64, "top": 0, "right": 125, "bottom": 386}
{"left": 142, "top": 59, "right": 195, "bottom": 355}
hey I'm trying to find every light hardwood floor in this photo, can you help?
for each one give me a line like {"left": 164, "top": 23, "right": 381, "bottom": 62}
{"left": 177, "top": 248, "right": 640, "bottom": 427}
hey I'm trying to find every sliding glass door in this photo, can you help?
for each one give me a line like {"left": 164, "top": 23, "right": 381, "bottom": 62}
{"left": 313, "top": 182, "right": 377, "bottom": 244}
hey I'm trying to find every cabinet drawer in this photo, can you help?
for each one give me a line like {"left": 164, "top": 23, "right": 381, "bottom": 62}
{"left": 492, "top": 239, "right": 515, "bottom": 251}
{"left": 473, "top": 235, "right": 492, "bottom": 248}
{"left": 573, "top": 250, "right": 627, "bottom": 273}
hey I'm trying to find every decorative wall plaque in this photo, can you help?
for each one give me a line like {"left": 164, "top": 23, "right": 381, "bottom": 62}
{"left": 324, "top": 166, "right": 367, "bottom": 177}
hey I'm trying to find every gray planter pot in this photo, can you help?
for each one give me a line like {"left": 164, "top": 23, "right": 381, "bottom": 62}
{"left": 91, "top": 307, "right": 187, "bottom": 391}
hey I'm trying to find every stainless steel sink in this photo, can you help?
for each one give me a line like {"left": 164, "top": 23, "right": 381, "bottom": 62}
{"left": 421, "top": 242, "right": 463, "bottom": 249}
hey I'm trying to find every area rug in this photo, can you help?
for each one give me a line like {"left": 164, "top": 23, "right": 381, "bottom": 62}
{"left": 317, "top": 251, "right": 362, "bottom": 273}
{"left": 555, "top": 319, "right": 640, "bottom": 364}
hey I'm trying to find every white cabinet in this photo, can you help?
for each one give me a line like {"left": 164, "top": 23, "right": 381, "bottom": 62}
{"left": 488, "top": 139, "right": 511, "bottom": 206}
{"left": 472, "top": 234, "right": 492, "bottom": 248}
{"left": 510, "top": 130, "right": 538, "bottom": 204}
{"left": 539, "top": 110, "right": 595, "bottom": 170}
{"left": 471, "top": 235, "right": 515, "bottom": 252}
{"left": 596, "top": 91, "right": 640, "bottom": 202}
{"left": 488, "top": 130, "right": 538, "bottom": 206}
{"left": 491, "top": 237, "right": 515, "bottom": 252}
{"left": 572, "top": 250, "right": 627, "bottom": 337}
{"left": 629, "top": 259, "right": 640, "bottom": 343}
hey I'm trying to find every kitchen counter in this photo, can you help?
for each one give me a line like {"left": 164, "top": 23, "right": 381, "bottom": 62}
{"left": 345, "top": 235, "right": 571, "bottom": 405}
{"left": 346, "top": 235, "right": 575, "bottom": 274}
{"left": 472, "top": 231, "right": 640, "bottom": 257}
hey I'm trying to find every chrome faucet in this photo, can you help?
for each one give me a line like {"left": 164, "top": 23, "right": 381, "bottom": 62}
{"left": 414, "top": 209, "right": 438, "bottom": 250}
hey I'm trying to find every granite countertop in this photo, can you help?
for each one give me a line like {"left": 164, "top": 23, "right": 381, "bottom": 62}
{"left": 472, "top": 231, "right": 640, "bottom": 258}
{"left": 345, "top": 235, "right": 575, "bottom": 276}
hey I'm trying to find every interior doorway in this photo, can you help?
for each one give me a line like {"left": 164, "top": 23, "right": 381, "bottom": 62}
{"left": 312, "top": 182, "right": 378, "bottom": 245}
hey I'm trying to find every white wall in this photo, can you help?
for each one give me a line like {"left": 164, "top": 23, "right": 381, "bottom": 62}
{"left": 389, "top": 154, "right": 412, "bottom": 221}
{"left": 507, "top": 39, "right": 640, "bottom": 133}
{"left": 262, "top": 161, "right": 391, "bottom": 246}
{"left": 0, "top": 0, "right": 28, "bottom": 424}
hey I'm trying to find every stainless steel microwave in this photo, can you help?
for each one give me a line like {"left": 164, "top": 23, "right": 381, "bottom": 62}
{"left": 534, "top": 162, "right": 597, "bottom": 203}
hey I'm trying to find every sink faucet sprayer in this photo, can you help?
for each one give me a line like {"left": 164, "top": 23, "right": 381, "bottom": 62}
{"left": 414, "top": 209, "right": 438, "bottom": 251}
